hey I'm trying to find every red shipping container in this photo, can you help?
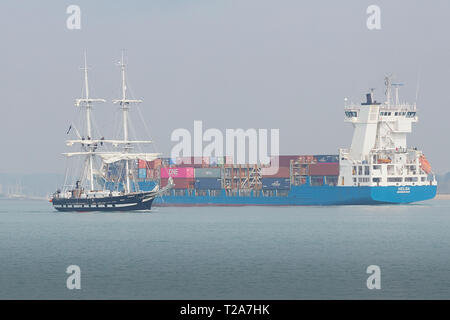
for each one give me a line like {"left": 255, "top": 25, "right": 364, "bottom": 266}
{"left": 176, "top": 157, "right": 205, "bottom": 168}
{"left": 261, "top": 166, "right": 290, "bottom": 178}
{"left": 138, "top": 159, "right": 146, "bottom": 169}
{"left": 160, "top": 178, "right": 194, "bottom": 189}
{"left": 147, "top": 159, "right": 162, "bottom": 169}
{"left": 271, "top": 155, "right": 297, "bottom": 167}
{"left": 308, "top": 163, "right": 339, "bottom": 176}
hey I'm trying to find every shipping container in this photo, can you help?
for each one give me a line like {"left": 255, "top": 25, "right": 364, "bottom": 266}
{"left": 261, "top": 166, "right": 290, "bottom": 178}
{"left": 138, "top": 168, "right": 147, "bottom": 179}
{"left": 176, "top": 156, "right": 192, "bottom": 165}
{"left": 270, "top": 155, "right": 297, "bottom": 167}
{"left": 146, "top": 159, "right": 162, "bottom": 169}
{"left": 261, "top": 178, "right": 291, "bottom": 190}
{"left": 310, "top": 176, "right": 324, "bottom": 186}
{"left": 314, "top": 154, "right": 339, "bottom": 163}
{"left": 194, "top": 178, "right": 222, "bottom": 190}
{"left": 160, "top": 178, "right": 194, "bottom": 189}
{"left": 194, "top": 167, "right": 222, "bottom": 178}
{"left": 324, "top": 175, "right": 338, "bottom": 186}
{"left": 210, "top": 156, "right": 218, "bottom": 166}
{"left": 176, "top": 156, "right": 205, "bottom": 168}
{"left": 138, "top": 159, "right": 146, "bottom": 169}
{"left": 309, "top": 162, "right": 339, "bottom": 176}
{"left": 160, "top": 167, "right": 194, "bottom": 178}
{"left": 146, "top": 169, "right": 156, "bottom": 180}
{"left": 138, "top": 180, "right": 158, "bottom": 191}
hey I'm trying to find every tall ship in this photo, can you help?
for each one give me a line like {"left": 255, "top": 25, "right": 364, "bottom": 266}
{"left": 129, "top": 76, "right": 436, "bottom": 206}
{"left": 51, "top": 54, "right": 171, "bottom": 212}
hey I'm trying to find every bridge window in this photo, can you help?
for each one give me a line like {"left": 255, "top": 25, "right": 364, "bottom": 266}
{"left": 406, "top": 111, "right": 416, "bottom": 118}
{"left": 405, "top": 177, "right": 418, "bottom": 182}
{"left": 358, "top": 166, "right": 363, "bottom": 175}
{"left": 364, "top": 166, "right": 370, "bottom": 175}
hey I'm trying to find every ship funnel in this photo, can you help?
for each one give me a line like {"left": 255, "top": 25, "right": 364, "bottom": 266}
{"left": 362, "top": 90, "right": 380, "bottom": 105}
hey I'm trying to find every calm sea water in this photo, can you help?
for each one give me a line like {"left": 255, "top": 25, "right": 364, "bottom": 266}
{"left": 0, "top": 199, "right": 449, "bottom": 299}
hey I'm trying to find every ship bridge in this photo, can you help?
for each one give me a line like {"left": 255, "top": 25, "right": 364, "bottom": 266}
{"left": 343, "top": 77, "right": 418, "bottom": 161}
{"left": 338, "top": 76, "right": 436, "bottom": 188}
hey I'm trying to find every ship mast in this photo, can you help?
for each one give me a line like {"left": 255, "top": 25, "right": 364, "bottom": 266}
{"left": 76, "top": 52, "right": 106, "bottom": 191}
{"left": 113, "top": 52, "right": 142, "bottom": 193}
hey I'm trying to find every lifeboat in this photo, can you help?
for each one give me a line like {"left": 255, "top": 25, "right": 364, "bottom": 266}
{"left": 377, "top": 158, "right": 392, "bottom": 164}
{"left": 419, "top": 155, "right": 432, "bottom": 174}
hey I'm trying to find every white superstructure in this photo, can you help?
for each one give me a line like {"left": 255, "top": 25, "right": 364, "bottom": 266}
{"left": 339, "top": 76, "right": 436, "bottom": 188}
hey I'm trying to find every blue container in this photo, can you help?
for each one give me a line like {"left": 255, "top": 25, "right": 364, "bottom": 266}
{"left": 315, "top": 154, "right": 339, "bottom": 163}
{"left": 138, "top": 180, "right": 158, "bottom": 191}
{"left": 194, "top": 178, "right": 222, "bottom": 190}
{"left": 138, "top": 168, "right": 147, "bottom": 179}
{"left": 104, "top": 181, "right": 157, "bottom": 192}
{"left": 261, "top": 178, "right": 290, "bottom": 190}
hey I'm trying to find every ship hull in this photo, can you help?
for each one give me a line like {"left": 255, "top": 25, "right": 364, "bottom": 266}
{"left": 154, "top": 185, "right": 437, "bottom": 206}
{"left": 52, "top": 191, "right": 156, "bottom": 212}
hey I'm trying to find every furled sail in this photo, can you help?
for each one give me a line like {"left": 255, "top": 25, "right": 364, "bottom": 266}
{"left": 99, "top": 152, "right": 161, "bottom": 164}
{"left": 63, "top": 152, "right": 161, "bottom": 163}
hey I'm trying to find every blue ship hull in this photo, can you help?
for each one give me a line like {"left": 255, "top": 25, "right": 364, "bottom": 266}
{"left": 153, "top": 185, "right": 437, "bottom": 206}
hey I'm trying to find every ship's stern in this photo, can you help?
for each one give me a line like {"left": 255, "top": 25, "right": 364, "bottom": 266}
{"left": 370, "top": 184, "right": 437, "bottom": 204}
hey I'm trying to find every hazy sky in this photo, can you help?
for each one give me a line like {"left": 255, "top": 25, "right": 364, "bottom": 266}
{"left": 1, "top": 0, "right": 450, "bottom": 174}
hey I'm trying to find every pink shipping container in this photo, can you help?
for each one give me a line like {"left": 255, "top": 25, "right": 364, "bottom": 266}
{"left": 308, "top": 163, "right": 339, "bottom": 176}
{"left": 261, "top": 166, "right": 290, "bottom": 178}
{"left": 160, "top": 167, "right": 194, "bottom": 178}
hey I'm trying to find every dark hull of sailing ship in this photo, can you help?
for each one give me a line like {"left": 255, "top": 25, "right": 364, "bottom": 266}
{"left": 52, "top": 191, "right": 157, "bottom": 212}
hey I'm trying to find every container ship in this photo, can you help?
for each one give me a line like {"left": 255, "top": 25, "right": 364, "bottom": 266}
{"left": 103, "top": 76, "right": 437, "bottom": 206}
